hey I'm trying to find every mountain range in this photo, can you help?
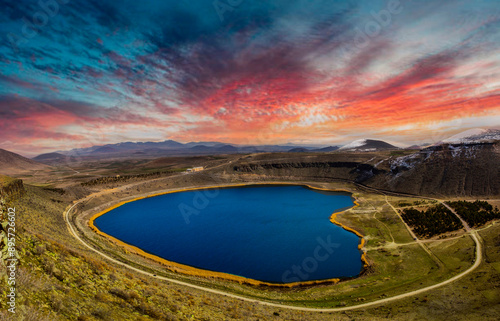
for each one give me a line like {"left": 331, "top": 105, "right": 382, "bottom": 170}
{"left": 32, "top": 140, "right": 342, "bottom": 162}
{"left": 27, "top": 128, "right": 499, "bottom": 163}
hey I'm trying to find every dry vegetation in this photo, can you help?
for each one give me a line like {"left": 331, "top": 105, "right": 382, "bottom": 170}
{"left": 0, "top": 153, "right": 499, "bottom": 320}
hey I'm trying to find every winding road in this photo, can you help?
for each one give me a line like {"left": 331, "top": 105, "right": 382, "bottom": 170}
{"left": 63, "top": 181, "right": 484, "bottom": 312}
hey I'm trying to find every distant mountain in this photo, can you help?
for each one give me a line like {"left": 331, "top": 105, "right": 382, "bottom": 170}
{"left": 184, "top": 142, "right": 227, "bottom": 148}
{"left": 339, "top": 139, "right": 399, "bottom": 151}
{"left": 313, "top": 146, "right": 339, "bottom": 152}
{"left": 441, "top": 128, "right": 500, "bottom": 144}
{"left": 61, "top": 140, "right": 187, "bottom": 156}
{"left": 405, "top": 145, "right": 423, "bottom": 150}
{"left": 113, "top": 140, "right": 185, "bottom": 149}
{"left": 189, "top": 145, "right": 213, "bottom": 152}
{"left": 47, "top": 139, "right": 308, "bottom": 158}
{"left": 154, "top": 140, "right": 186, "bottom": 149}
{"left": 0, "top": 148, "right": 51, "bottom": 175}
{"left": 288, "top": 147, "right": 311, "bottom": 153}
{"left": 33, "top": 152, "right": 66, "bottom": 161}
{"left": 32, "top": 152, "right": 76, "bottom": 165}
{"left": 288, "top": 146, "right": 339, "bottom": 152}
{"left": 215, "top": 145, "right": 238, "bottom": 152}
{"left": 37, "top": 138, "right": 368, "bottom": 159}
{"left": 90, "top": 146, "right": 118, "bottom": 154}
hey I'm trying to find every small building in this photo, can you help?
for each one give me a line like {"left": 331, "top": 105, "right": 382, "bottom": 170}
{"left": 187, "top": 166, "right": 204, "bottom": 172}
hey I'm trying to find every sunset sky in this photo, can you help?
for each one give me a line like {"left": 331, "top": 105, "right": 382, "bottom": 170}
{"left": 1, "top": 0, "right": 499, "bottom": 156}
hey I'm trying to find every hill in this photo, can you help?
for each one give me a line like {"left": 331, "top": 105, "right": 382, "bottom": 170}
{"left": 339, "top": 139, "right": 399, "bottom": 151}
{"left": 288, "top": 147, "right": 311, "bottom": 153}
{"left": 231, "top": 141, "right": 500, "bottom": 196}
{"left": 0, "top": 148, "right": 51, "bottom": 175}
{"left": 442, "top": 128, "right": 500, "bottom": 144}
{"left": 313, "top": 146, "right": 339, "bottom": 152}
{"left": 0, "top": 174, "right": 24, "bottom": 200}
{"left": 381, "top": 142, "right": 500, "bottom": 195}
{"left": 90, "top": 146, "right": 119, "bottom": 154}
{"left": 32, "top": 152, "right": 70, "bottom": 164}
{"left": 288, "top": 146, "right": 340, "bottom": 152}
{"left": 33, "top": 152, "right": 66, "bottom": 161}
{"left": 215, "top": 145, "right": 238, "bottom": 153}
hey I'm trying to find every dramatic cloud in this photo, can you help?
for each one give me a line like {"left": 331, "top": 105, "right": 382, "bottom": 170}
{"left": 0, "top": 0, "right": 499, "bottom": 154}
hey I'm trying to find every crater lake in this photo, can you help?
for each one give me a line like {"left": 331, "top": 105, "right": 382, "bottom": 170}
{"left": 93, "top": 185, "right": 363, "bottom": 283}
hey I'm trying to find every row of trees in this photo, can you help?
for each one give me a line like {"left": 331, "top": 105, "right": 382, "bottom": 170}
{"left": 400, "top": 204, "right": 463, "bottom": 238}
{"left": 446, "top": 200, "right": 500, "bottom": 228}
{"left": 81, "top": 171, "right": 174, "bottom": 186}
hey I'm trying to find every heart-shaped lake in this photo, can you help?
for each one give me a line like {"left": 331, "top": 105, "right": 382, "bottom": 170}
{"left": 93, "top": 185, "right": 362, "bottom": 283}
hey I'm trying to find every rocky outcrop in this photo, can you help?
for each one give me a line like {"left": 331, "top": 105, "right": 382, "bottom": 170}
{"left": 377, "top": 142, "right": 500, "bottom": 196}
{"left": 0, "top": 176, "right": 25, "bottom": 201}
{"left": 230, "top": 142, "right": 500, "bottom": 197}
{"left": 234, "top": 161, "right": 385, "bottom": 183}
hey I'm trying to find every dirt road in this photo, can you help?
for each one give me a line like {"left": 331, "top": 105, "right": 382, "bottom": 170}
{"left": 63, "top": 182, "right": 483, "bottom": 312}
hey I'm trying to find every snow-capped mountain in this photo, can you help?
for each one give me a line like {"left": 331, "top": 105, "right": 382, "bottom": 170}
{"left": 339, "top": 139, "right": 367, "bottom": 150}
{"left": 339, "top": 139, "right": 399, "bottom": 151}
{"left": 442, "top": 128, "right": 500, "bottom": 144}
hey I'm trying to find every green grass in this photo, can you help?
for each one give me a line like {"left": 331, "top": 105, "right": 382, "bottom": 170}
{"left": 2, "top": 178, "right": 498, "bottom": 321}
{"left": 75, "top": 182, "right": 476, "bottom": 306}
{"left": 427, "top": 236, "right": 474, "bottom": 271}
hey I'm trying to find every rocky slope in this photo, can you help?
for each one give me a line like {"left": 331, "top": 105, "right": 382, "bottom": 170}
{"left": 442, "top": 128, "right": 500, "bottom": 144}
{"left": 0, "top": 174, "right": 25, "bottom": 201}
{"left": 230, "top": 142, "right": 500, "bottom": 197}
{"left": 378, "top": 142, "right": 500, "bottom": 196}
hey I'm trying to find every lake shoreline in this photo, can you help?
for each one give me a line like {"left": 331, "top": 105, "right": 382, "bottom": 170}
{"left": 88, "top": 182, "right": 368, "bottom": 288}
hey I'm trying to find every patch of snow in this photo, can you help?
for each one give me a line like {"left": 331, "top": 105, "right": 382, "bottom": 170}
{"left": 390, "top": 153, "right": 420, "bottom": 175}
{"left": 467, "top": 129, "right": 500, "bottom": 142}
{"left": 466, "top": 146, "right": 478, "bottom": 158}
{"left": 448, "top": 145, "right": 462, "bottom": 157}
{"left": 442, "top": 128, "right": 500, "bottom": 144}
{"left": 443, "top": 128, "right": 486, "bottom": 143}
{"left": 339, "top": 139, "right": 367, "bottom": 150}
{"left": 374, "top": 159, "right": 387, "bottom": 168}
{"left": 442, "top": 143, "right": 484, "bottom": 158}
{"left": 422, "top": 150, "right": 434, "bottom": 160}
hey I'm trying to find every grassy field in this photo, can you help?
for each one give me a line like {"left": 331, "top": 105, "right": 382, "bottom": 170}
{"left": 0, "top": 174, "right": 16, "bottom": 186}
{"left": 1, "top": 162, "right": 499, "bottom": 320}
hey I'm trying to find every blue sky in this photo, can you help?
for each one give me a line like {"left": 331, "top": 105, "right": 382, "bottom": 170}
{"left": 1, "top": 0, "right": 499, "bottom": 155}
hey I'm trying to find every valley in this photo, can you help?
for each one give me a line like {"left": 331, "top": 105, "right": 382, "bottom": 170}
{"left": 1, "top": 135, "right": 499, "bottom": 320}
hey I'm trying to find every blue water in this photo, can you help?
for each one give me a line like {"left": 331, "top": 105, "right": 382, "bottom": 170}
{"left": 94, "top": 185, "right": 362, "bottom": 283}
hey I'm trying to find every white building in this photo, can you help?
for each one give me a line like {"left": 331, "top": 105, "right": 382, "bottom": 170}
{"left": 187, "top": 166, "right": 204, "bottom": 172}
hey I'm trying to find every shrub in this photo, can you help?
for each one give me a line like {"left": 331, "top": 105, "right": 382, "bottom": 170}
{"left": 447, "top": 200, "right": 500, "bottom": 228}
{"left": 400, "top": 204, "right": 462, "bottom": 238}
